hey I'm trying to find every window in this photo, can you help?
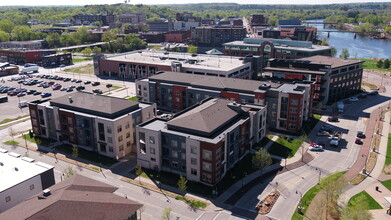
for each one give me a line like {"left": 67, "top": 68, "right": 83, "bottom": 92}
{"left": 127, "top": 141, "right": 131, "bottom": 147}
{"left": 171, "top": 140, "right": 178, "bottom": 148}
{"left": 289, "top": 116, "right": 297, "bottom": 121}
{"left": 118, "top": 135, "right": 123, "bottom": 142}
{"left": 30, "top": 184, "right": 34, "bottom": 190}
{"left": 191, "top": 145, "right": 197, "bottom": 154}
{"left": 100, "top": 143, "right": 106, "bottom": 152}
{"left": 107, "top": 127, "right": 112, "bottom": 134}
{"left": 191, "top": 168, "right": 197, "bottom": 176}
{"left": 290, "top": 107, "right": 298, "bottom": 114}
{"left": 203, "top": 150, "right": 212, "bottom": 160}
{"left": 151, "top": 158, "right": 156, "bottom": 162}
{"left": 119, "top": 145, "right": 124, "bottom": 151}
{"left": 290, "top": 99, "right": 299, "bottom": 105}
{"left": 67, "top": 117, "right": 73, "bottom": 124}
{"left": 5, "top": 196, "right": 11, "bottom": 202}
{"left": 125, "top": 122, "right": 130, "bottom": 129}
{"left": 172, "top": 162, "right": 178, "bottom": 168}
{"left": 180, "top": 142, "right": 186, "bottom": 150}
{"left": 109, "top": 146, "right": 114, "bottom": 152}
{"left": 149, "top": 136, "right": 155, "bottom": 144}
{"left": 117, "top": 125, "right": 122, "bottom": 133}
{"left": 172, "top": 151, "right": 178, "bottom": 158}
{"left": 108, "top": 137, "right": 112, "bottom": 143}
{"left": 126, "top": 132, "right": 130, "bottom": 138}
{"left": 150, "top": 148, "right": 156, "bottom": 154}
{"left": 202, "top": 162, "right": 212, "bottom": 171}
{"left": 191, "top": 158, "right": 197, "bottom": 165}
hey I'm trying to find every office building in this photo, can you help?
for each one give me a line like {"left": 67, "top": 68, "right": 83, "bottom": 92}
{"left": 136, "top": 98, "right": 267, "bottom": 186}
{"left": 147, "top": 19, "right": 173, "bottom": 32}
{"left": 118, "top": 13, "right": 146, "bottom": 24}
{"left": 190, "top": 26, "right": 247, "bottom": 46}
{"left": 28, "top": 92, "right": 156, "bottom": 159}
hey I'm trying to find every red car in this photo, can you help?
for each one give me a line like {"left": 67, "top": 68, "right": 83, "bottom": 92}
{"left": 52, "top": 84, "right": 62, "bottom": 90}
{"left": 355, "top": 138, "right": 363, "bottom": 145}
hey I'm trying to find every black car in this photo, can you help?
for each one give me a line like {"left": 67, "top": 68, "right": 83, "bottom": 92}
{"left": 84, "top": 81, "right": 91, "bottom": 84}
{"left": 76, "top": 80, "right": 82, "bottom": 83}
{"left": 76, "top": 86, "right": 85, "bottom": 91}
{"left": 92, "top": 89, "right": 102, "bottom": 94}
{"left": 328, "top": 116, "right": 339, "bottom": 122}
{"left": 106, "top": 84, "right": 113, "bottom": 88}
{"left": 92, "top": 82, "right": 100, "bottom": 86}
{"left": 26, "top": 90, "right": 36, "bottom": 95}
{"left": 368, "top": 90, "right": 378, "bottom": 96}
{"left": 358, "top": 93, "right": 367, "bottom": 99}
{"left": 357, "top": 131, "right": 366, "bottom": 139}
{"left": 33, "top": 91, "right": 42, "bottom": 95}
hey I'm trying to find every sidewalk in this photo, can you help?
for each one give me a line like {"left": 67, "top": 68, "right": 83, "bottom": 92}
{"left": 339, "top": 111, "right": 390, "bottom": 207}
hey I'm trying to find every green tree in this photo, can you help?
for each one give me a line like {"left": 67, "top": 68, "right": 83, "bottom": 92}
{"left": 0, "top": 30, "right": 10, "bottom": 42}
{"left": 340, "top": 48, "right": 350, "bottom": 59}
{"left": 11, "top": 25, "right": 32, "bottom": 41}
{"left": 81, "top": 47, "right": 93, "bottom": 57}
{"left": 124, "top": 34, "right": 146, "bottom": 51}
{"left": 376, "top": 60, "right": 384, "bottom": 68}
{"left": 63, "top": 166, "right": 75, "bottom": 178}
{"left": 177, "top": 175, "right": 188, "bottom": 192}
{"left": 8, "top": 127, "right": 17, "bottom": 143}
{"left": 187, "top": 45, "right": 198, "bottom": 54}
{"left": 161, "top": 207, "right": 172, "bottom": 220}
{"left": 92, "top": 46, "right": 102, "bottom": 55}
{"left": 252, "top": 148, "right": 272, "bottom": 176}
{"left": 384, "top": 59, "right": 390, "bottom": 69}
{"left": 135, "top": 164, "right": 143, "bottom": 184}
{"left": 0, "top": 19, "right": 14, "bottom": 35}
{"left": 317, "top": 174, "right": 346, "bottom": 219}
{"left": 341, "top": 194, "right": 372, "bottom": 220}
{"left": 320, "top": 37, "right": 329, "bottom": 46}
{"left": 102, "top": 29, "right": 118, "bottom": 52}
{"left": 46, "top": 33, "right": 61, "bottom": 48}
{"left": 331, "top": 47, "right": 337, "bottom": 57}
{"left": 72, "top": 145, "right": 79, "bottom": 158}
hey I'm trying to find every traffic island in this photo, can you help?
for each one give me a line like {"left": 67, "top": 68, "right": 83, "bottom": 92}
{"left": 256, "top": 190, "right": 280, "bottom": 214}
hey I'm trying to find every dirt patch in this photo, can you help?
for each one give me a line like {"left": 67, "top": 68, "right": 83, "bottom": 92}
{"left": 256, "top": 191, "right": 280, "bottom": 214}
{"left": 64, "top": 64, "right": 94, "bottom": 75}
{"left": 383, "top": 165, "right": 391, "bottom": 175}
{"left": 350, "top": 173, "right": 366, "bottom": 185}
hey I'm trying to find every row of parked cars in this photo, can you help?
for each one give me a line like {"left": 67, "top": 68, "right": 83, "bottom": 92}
{"left": 345, "top": 90, "right": 378, "bottom": 104}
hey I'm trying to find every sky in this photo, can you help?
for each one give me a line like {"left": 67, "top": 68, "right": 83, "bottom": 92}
{"left": 0, "top": 0, "right": 390, "bottom": 6}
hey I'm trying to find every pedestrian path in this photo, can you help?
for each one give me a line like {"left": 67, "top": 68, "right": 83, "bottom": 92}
{"left": 339, "top": 111, "right": 390, "bottom": 207}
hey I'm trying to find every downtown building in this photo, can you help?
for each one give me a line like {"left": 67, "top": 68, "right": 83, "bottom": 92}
{"left": 263, "top": 56, "right": 364, "bottom": 105}
{"left": 136, "top": 71, "right": 313, "bottom": 133}
{"left": 93, "top": 50, "right": 261, "bottom": 80}
{"left": 136, "top": 98, "right": 267, "bottom": 186}
{"left": 190, "top": 26, "right": 247, "bottom": 46}
{"left": 28, "top": 92, "right": 156, "bottom": 159}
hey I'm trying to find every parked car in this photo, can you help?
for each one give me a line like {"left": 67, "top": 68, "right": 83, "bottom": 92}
{"left": 349, "top": 97, "right": 359, "bottom": 102}
{"left": 355, "top": 138, "right": 363, "bottom": 145}
{"left": 320, "top": 125, "right": 333, "bottom": 132}
{"left": 33, "top": 91, "right": 42, "bottom": 96}
{"left": 19, "top": 101, "right": 28, "bottom": 108}
{"left": 309, "top": 145, "right": 323, "bottom": 151}
{"left": 66, "top": 87, "right": 74, "bottom": 92}
{"left": 368, "top": 90, "right": 378, "bottom": 96}
{"left": 17, "top": 92, "right": 26, "bottom": 97}
{"left": 106, "top": 84, "right": 113, "bottom": 88}
{"left": 41, "top": 92, "right": 52, "bottom": 98}
{"left": 76, "top": 86, "right": 85, "bottom": 91}
{"left": 317, "top": 130, "right": 330, "bottom": 136}
{"left": 59, "top": 64, "right": 65, "bottom": 68}
{"left": 357, "top": 131, "right": 366, "bottom": 139}
{"left": 52, "top": 84, "right": 62, "bottom": 90}
{"left": 92, "top": 89, "right": 102, "bottom": 94}
{"left": 92, "top": 82, "right": 100, "bottom": 86}
{"left": 76, "top": 80, "right": 82, "bottom": 83}
{"left": 328, "top": 116, "right": 339, "bottom": 122}
{"left": 26, "top": 90, "right": 36, "bottom": 95}
{"left": 84, "top": 81, "right": 91, "bottom": 84}
{"left": 358, "top": 93, "right": 367, "bottom": 99}
{"left": 71, "top": 79, "right": 77, "bottom": 82}
{"left": 60, "top": 87, "right": 67, "bottom": 91}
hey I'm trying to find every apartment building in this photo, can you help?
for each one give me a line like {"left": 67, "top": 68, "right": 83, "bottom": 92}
{"left": 263, "top": 56, "right": 364, "bottom": 105}
{"left": 28, "top": 92, "right": 156, "bottom": 159}
{"left": 0, "top": 40, "right": 45, "bottom": 50}
{"left": 136, "top": 98, "right": 267, "bottom": 186}
{"left": 0, "top": 149, "right": 55, "bottom": 213}
{"left": 72, "top": 14, "right": 115, "bottom": 25}
{"left": 250, "top": 14, "right": 268, "bottom": 26}
{"left": 136, "top": 71, "right": 313, "bottom": 133}
{"left": 93, "top": 50, "right": 258, "bottom": 80}
{"left": 118, "top": 13, "right": 146, "bottom": 24}
{"left": 147, "top": 19, "right": 173, "bottom": 32}
{"left": 190, "top": 26, "right": 247, "bottom": 46}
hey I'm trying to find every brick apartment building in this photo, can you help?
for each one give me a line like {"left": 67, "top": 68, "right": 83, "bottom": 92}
{"left": 118, "top": 13, "right": 146, "bottom": 24}
{"left": 0, "top": 49, "right": 56, "bottom": 65}
{"left": 136, "top": 71, "right": 313, "bottom": 133}
{"left": 28, "top": 92, "right": 156, "bottom": 159}
{"left": 190, "top": 26, "right": 247, "bottom": 46}
{"left": 73, "top": 14, "right": 115, "bottom": 26}
{"left": 263, "top": 56, "right": 364, "bottom": 105}
{"left": 250, "top": 14, "right": 268, "bottom": 26}
{"left": 136, "top": 98, "right": 267, "bottom": 186}
{"left": 93, "top": 50, "right": 260, "bottom": 80}
{"left": 164, "top": 30, "right": 191, "bottom": 43}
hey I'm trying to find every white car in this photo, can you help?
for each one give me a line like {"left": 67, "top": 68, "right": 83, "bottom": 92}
{"left": 349, "top": 97, "right": 359, "bottom": 102}
{"left": 309, "top": 145, "right": 323, "bottom": 151}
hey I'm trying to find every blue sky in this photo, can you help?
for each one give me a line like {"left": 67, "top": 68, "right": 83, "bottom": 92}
{"left": 1, "top": 0, "right": 389, "bottom": 6}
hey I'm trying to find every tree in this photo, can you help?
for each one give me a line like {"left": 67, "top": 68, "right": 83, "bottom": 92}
{"left": 331, "top": 47, "right": 337, "bottom": 57}
{"left": 0, "top": 30, "right": 10, "bottom": 42}
{"left": 161, "top": 207, "right": 172, "bottom": 220}
{"left": 340, "top": 48, "right": 350, "bottom": 59}
{"left": 135, "top": 164, "right": 143, "bottom": 184}
{"left": 72, "top": 145, "right": 78, "bottom": 158}
{"left": 340, "top": 194, "right": 372, "bottom": 220}
{"left": 187, "top": 45, "right": 198, "bottom": 54}
{"left": 92, "top": 46, "right": 102, "bottom": 55}
{"left": 124, "top": 34, "right": 146, "bottom": 51}
{"left": 46, "top": 33, "right": 61, "bottom": 48}
{"left": 0, "top": 19, "right": 14, "bottom": 35}
{"left": 384, "top": 59, "right": 390, "bottom": 69}
{"left": 63, "top": 166, "right": 75, "bottom": 178}
{"left": 8, "top": 127, "right": 17, "bottom": 143}
{"left": 376, "top": 60, "right": 384, "bottom": 68}
{"left": 317, "top": 174, "right": 346, "bottom": 219}
{"left": 81, "top": 47, "right": 93, "bottom": 57}
{"left": 11, "top": 25, "right": 32, "bottom": 41}
{"left": 320, "top": 37, "right": 329, "bottom": 46}
{"left": 177, "top": 175, "right": 188, "bottom": 192}
{"left": 252, "top": 148, "right": 272, "bottom": 176}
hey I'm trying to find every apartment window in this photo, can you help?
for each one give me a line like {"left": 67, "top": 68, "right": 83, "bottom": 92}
{"left": 150, "top": 148, "right": 156, "bottom": 154}
{"left": 126, "top": 132, "right": 130, "bottom": 138}
{"left": 181, "top": 153, "right": 186, "bottom": 160}
{"left": 202, "top": 162, "right": 212, "bottom": 171}
{"left": 119, "top": 145, "right": 124, "bottom": 151}
{"left": 172, "top": 161, "right": 178, "bottom": 168}
{"left": 5, "top": 196, "right": 11, "bottom": 202}
{"left": 127, "top": 141, "right": 131, "bottom": 147}
{"left": 30, "top": 184, "right": 34, "bottom": 190}
{"left": 290, "top": 99, "right": 299, "bottom": 105}
{"left": 172, "top": 151, "right": 178, "bottom": 158}
{"left": 117, "top": 125, "right": 122, "bottom": 133}
{"left": 107, "top": 127, "right": 112, "bottom": 134}
{"left": 191, "top": 158, "right": 197, "bottom": 165}
{"left": 151, "top": 158, "right": 156, "bottom": 162}
{"left": 118, "top": 135, "right": 123, "bottom": 142}
{"left": 100, "top": 143, "right": 106, "bottom": 152}
{"left": 109, "top": 146, "right": 114, "bottom": 152}
{"left": 203, "top": 150, "right": 212, "bottom": 160}
{"left": 171, "top": 140, "right": 178, "bottom": 148}
{"left": 108, "top": 137, "right": 112, "bottom": 143}
{"left": 149, "top": 136, "right": 155, "bottom": 144}
{"left": 191, "top": 168, "right": 197, "bottom": 176}
{"left": 180, "top": 142, "right": 186, "bottom": 150}
{"left": 191, "top": 145, "right": 197, "bottom": 154}
{"left": 290, "top": 107, "right": 298, "bottom": 114}
{"left": 67, "top": 117, "right": 73, "bottom": 124}
{"left": 289, "top": 116, "right": 297, "bottom": 121}
{"left": 125, "top": 122, "right": 130, "bottom": 129}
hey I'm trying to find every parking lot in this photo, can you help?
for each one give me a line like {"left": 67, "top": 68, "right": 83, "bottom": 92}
{"left": 0, "top": 73, "right": 110, "bottom": 122}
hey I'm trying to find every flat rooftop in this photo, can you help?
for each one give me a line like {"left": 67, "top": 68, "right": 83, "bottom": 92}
{"left": 263, "top": 66, "right": 326, "bottom": 75}
{"left": 224, "top": 40, "right": 331, "bottom": 52}
{"left": 104, "top": 50, "right": 249, "bottom": 72}
{"left": 0, "top": 149, "right": 54, "bottom": 192}
{"left": 148, "top": 71, "right": 280, "bottom": 93}
{"left": 269, "top": 83, "right": 310, "bottom": 94}
{"left": 50, "top": 92, "right": 139, "bottom": 117}
{"left": 298, "top": 55, "right": 365, "bottom": 68}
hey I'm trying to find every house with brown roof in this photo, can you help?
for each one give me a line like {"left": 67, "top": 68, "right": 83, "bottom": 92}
{"left": 0, "top": 174, "right": 142, "bottom": 220}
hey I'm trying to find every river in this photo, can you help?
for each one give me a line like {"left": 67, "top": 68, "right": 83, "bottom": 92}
{"left": 308, "top": 19, "right": 391, "bottom": 59}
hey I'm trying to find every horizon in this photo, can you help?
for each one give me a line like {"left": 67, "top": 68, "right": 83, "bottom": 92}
{"left": 0, "top": 0, "right": 390, "bottom": 7}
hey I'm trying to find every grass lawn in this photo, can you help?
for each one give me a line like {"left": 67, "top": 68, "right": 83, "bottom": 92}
{"left": 292, "top": 171, "right": 346, "bottom": 220}
{"left": 72, "top": 57, "right": 93, "bottom": 63}
{"left": 381, "top": 179, "right": 391, "bottom": 191}
{"left": 353, "top": 58, "right": 390, "bottom": 72}
{"left": 64, "top": 64, "right": 94, "bottom": 74}
{"left": 21, "top": 134, "right": 51, "bottom": 146}
{"left": 4, "top": 140, "right": 19, "bottom": 145}
{"left": 347, "top": 191, "right": 382, "bottom": 210}
{"left": 362, "top": 81, "right": 378, "bottom": 90}
{"left": 128, "top": 96, "right": 137, "bottom": 101}
{"left": 112, "top": 85, "right": 121, "bottom": 89}
{"left": 268, "top": 137, "right": 303, "bottom": 158}
{"left": 0, "top": 115, "right": 29, "bottom": 125}
{"left": 385, "top": 134, "right": 391, "bottom": 166}
{"left": 55, "top": 144, "right": 118, "bottom": 167}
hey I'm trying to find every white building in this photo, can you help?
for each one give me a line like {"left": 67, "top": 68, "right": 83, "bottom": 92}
{"left": 0, "top": 149, "right": 55, "bottom": 213}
